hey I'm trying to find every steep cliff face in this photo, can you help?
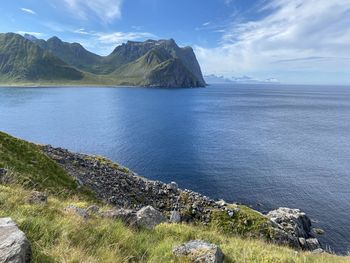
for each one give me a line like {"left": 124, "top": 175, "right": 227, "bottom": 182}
{"left": 1, "top": 33, "right": 205, "bottom": 87}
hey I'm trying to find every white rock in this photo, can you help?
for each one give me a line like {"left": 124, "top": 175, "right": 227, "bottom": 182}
{"left": 0, "top": 218, "right": 31, "bottom": 263}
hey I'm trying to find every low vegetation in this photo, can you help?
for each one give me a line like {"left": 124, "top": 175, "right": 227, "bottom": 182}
{"left": 0, "top": 131, "right": 349, "bottom": 262}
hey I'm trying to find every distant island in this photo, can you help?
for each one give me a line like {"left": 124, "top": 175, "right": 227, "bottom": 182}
{"left": 0, "top": 33, "right": 205, "bottom": 88}
{"left": 204, "top": 74, "right": 279, "bottom": 85}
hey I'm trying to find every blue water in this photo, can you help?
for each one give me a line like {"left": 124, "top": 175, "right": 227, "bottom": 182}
{"left": 0, "top": 84, "right": 349, "bottom": 253}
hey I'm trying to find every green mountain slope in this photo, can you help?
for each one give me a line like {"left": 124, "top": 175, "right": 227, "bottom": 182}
{"left": 110, "top": 48, "right": 203, "bottom": 87}
{"left": 0, "top": 33, "right": 206, "bottom": 87}
{"left": 0, "top": 33, "right": 83, "bottom": 82}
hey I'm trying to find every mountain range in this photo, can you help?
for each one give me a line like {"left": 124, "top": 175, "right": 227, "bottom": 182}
{"left": 0, "top": 33, "right": 205, "bottom": 87}
{"left": 204, "top": 74, "right": 279, "bottom": 85}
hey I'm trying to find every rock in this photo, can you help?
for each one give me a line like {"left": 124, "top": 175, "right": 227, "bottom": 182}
{"left": 312, "top": 248, "right": 324, "bottom": 254}
{"left": 0, "top": 218, "right": 31, "bottom": 263}
{"left": 227, "top": 209, "right": 234, "bottom": 217}
{"left": 170, "top": 210, "right": 181, "bottom": 223}
{"left": 100, "top": 209, "right": 137, "bottom": 225}
{"left": 215, "top": 199, "right": 227, "bottom": 207}
{"left": 267, "top": 207, "right": 321, "bottom": 250}
{"left": 173, "top": 240, "right": 224, "bottom": 263}
{"left": 305, "top": 238, "right": 321, "bottom": 250}
{"left": 313, "top": 228, "right": 325, "bottom": 235}
{"left": 64, "top": 205, "right": 89, "bottom": 219}
{"left": 166, "top": 182, "right": 178, "bottom": 191}
{"left": 267, "top": 207, "right": 312, "bottom": 238}
{"left": 26, "top": 191, "right": 48, "bottom": 204}
{"left": 86, "top": 205, "right": 100, "bottom": 214}
{"left": 136, "top": 206, "right": 166, "bottom": 229}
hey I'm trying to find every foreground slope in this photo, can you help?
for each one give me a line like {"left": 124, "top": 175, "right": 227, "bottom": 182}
{"left": 0, "top": 33, "right": 83, "bottom": 83}
{"left": 0, "top": 131, "right": 348, "bottom": 262}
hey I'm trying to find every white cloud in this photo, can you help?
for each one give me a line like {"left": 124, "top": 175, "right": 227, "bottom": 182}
{"left": 20, "top": 8, "right": 36, "bottom": 15}
{"left": 63, "top": 0, "right": 123, "bottom": 23}
{"left": 17, "top": 31, "right": 43, "bottom": 38}
{"left": 73, "top": 29, "right": 157, "bottom": 55}
{"left": 195, "top": 0, "right": 350, "bottom": 83}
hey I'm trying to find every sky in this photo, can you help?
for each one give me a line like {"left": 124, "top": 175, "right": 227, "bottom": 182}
{"left": 2, "top": 0, "right": 350, "bottom": 85}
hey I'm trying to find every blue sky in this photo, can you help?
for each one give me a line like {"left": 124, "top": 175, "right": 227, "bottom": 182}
{"left": 2, "top": 0, "right": 350, "bottom": 85}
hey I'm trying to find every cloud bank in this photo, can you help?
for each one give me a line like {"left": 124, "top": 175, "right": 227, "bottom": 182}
{"left": 195, "top": 0, "right": 350, "bottom": 83}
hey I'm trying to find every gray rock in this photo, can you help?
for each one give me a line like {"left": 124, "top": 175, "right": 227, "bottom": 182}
{"left": 136, "top": 206, "right": 166, "bottom": 229}
{"left": 267, "top": 207, "right": 321, "bottom": 250}
{"left": 100, "top": 208, "right": 137, "bottom": 225}
{"left": 0, "top": 218, "right": 31, "bottom": 263}
{"left": 26, "top": 191, "right": 48, "bottom": 204}
{"left": 312, "top": 248, "right": 324, "bottom": 254}
{"left": 267, "top": 207, "right": 312, "bottom": 238}
{"left": 64, "top": 205, "right": 89, "bottom": 219}
{"left": 170, "top": 210, "right": 181, "bottom": 223}
{"left": 305, "top": 238, "right": 321, "bottom": 250}
{"left": 215, "top": 199, "right": 227, "bottom": 207}
{"left": 167, "top": 182, "right": 178, "bottom": 191}
{"left": 173, "top": 240, "right": 224, "bottom": 263}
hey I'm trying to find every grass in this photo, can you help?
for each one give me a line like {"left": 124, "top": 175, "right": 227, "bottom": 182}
{"left": 0, "top": 131, "right": 349, "bottom": 262}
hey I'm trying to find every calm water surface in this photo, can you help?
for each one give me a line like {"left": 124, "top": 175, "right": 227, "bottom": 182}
{"left": 0, "top": 84, "right": 349, "bottom": 253}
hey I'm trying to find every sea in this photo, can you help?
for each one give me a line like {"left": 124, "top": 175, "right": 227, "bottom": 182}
{"left": 0, "top": 84, "right": 349, "bottom": 253}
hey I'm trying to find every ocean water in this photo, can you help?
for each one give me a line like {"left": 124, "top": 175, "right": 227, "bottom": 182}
{"left": 0, "top": 84, "right": 349, "bottom": 253}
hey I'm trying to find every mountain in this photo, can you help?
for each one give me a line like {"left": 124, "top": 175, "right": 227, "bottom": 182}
{"left": 0, "top": 33, "right": 83, "bottom": 82}
{"left": 6, "top": 33, "right": 206, "bottom": 87}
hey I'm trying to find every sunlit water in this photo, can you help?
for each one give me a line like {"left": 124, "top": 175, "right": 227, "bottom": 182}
{"left": 0, "top": 84, "right": 349, "bottom": 253}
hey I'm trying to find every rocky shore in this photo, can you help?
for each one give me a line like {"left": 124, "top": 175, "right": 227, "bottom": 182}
{"left": 41, "top": 145, "right": 322, "bottom": 252}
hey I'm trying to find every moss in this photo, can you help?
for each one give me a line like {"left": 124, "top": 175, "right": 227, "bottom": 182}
{"left": 210, "top": 205, "right": 273, "bottom": 239}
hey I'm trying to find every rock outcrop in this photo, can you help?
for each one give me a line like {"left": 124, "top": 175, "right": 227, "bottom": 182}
{"left": 26, "top": 191, "right": 48, "bottom": 204}
{"left": 173, "top": 240, "right": 224, "bottom": 263}
{"left": 267, "top": 207, "right": 322, "bottom": 251}
{"left": 0, "top": 218, "right": 31, "bottom": 263}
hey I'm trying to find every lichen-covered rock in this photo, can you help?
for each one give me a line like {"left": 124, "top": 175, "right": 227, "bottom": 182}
{"left": 26, "top": 191, "right": 48, "bottom": 204}
{"left": 136, "top": 206, "right": 166, "bottom": 229}
{"left": 173, "top": 240, "right": 224, "bottom": 263}
{"left": 64, "top": 205, "right": 89, "bottom": 219}
{"left": 0, "top": 218, "right": 31, "bottom": 263}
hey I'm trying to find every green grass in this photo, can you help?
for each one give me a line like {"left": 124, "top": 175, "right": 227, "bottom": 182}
{"left": 0, "top": 131, "right": 349, "bottom": 262}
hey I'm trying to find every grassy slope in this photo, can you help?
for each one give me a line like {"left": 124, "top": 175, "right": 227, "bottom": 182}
{"left": 0, "top": 131, "right": 349, "bottom": 262}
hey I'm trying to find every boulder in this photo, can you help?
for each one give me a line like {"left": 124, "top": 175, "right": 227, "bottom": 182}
{"left": 267, "top": 207, "right": 312, "bottom": 238}
{"left": 100, "top": 208, "right": 137, "bottom": 225}
{"left": 26, "top": 191, "right": 48, "bottom": 204}
{"left": 173, "top": 240, "right": 224, "bottom": 263}
{"left": 170, "top": 210, "right": 181, "bottom": 223}
{"left": 0, "top": 218, "right": 31, "bottom": 263}
{"left": 136, "top": 206, "right": 166, "bottom": 229}
{"left": 166, "top": 182, "right": 178, "bottom": 191}
{"left": 64, "top": 205, "right": 89, "bottom": 219}
{"left": 267, "top": 207, "right": 321, "bottom": 250}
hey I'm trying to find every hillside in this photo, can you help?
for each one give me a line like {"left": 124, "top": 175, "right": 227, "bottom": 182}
{"left": 0, "top": 131, "right": 349, "bottom": 262}
{"left": 0, "top": 33, "right": 206, "bottom": 87}
{"left": 0, "top": 33, "right": 83, "bottom": 82}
